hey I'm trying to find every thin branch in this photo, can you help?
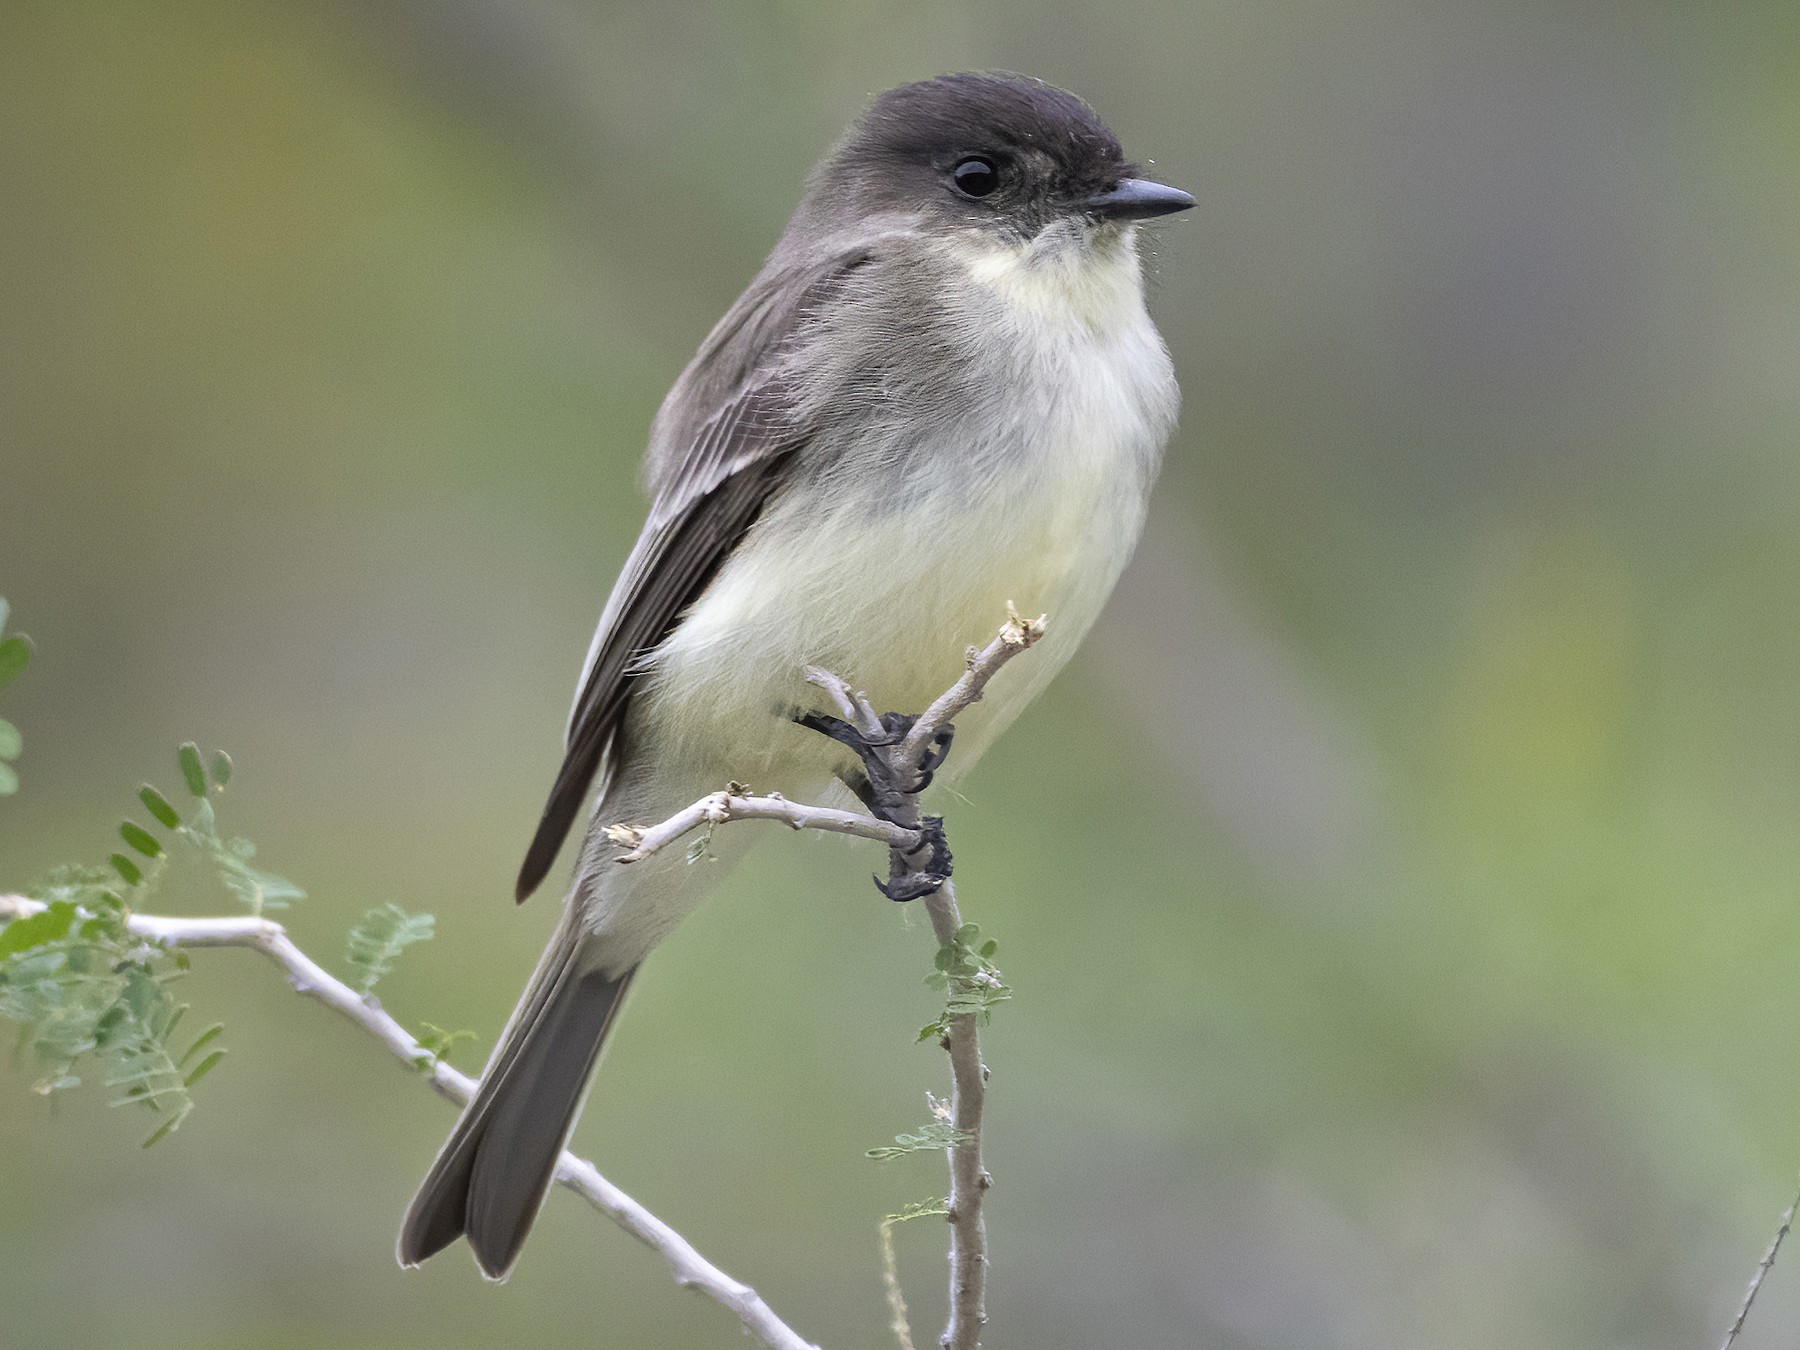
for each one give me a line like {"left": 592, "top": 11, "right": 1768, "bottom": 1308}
{"left": 919, "top": 880, "right": 990, "bottom": 1350}
{"left": 900, "top": 604, "right": 1046, "bottom": 768}
{"left": 805, "top": 664, "right": 885, "bottom": 741}
{"left": 607, "top": 789, "right": 917, "bottom": 865}
{"left": 1720, "top": 1174, "right": 1800, "bottom": 1350}
{"left": 879, "top": 1214, "right": 922, "bottom": 1350}
{"left": 0, "top": 892, "right": 819, "bottom": 1350}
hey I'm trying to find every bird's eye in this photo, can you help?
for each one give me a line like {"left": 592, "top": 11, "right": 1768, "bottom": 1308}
{"left": 951, "top": 156, "right": 1000, "bottom": 199}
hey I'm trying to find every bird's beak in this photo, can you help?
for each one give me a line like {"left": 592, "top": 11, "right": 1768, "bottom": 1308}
{"left": 1082, "top": 178, "right": 1195, "bottom": 222}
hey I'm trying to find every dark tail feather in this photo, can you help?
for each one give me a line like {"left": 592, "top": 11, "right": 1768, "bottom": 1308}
{"left": 398, "top": 922, "right": 633, "bottom": 1281}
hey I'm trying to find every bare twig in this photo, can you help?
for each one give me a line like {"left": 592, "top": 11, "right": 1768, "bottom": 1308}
{"left": 805, "top": 664, "right": 886, "bottom": 741}
{"left": 918, "top": 879, "right": 990, "bottom": 1350}
{"left": 607, "top": 789, "right": 917, "bottom": 865}
{"left": 1720, "top": 1174, "right": 1800, "bottom": 1350}
{"left": 900, "top": 604, "right": 1046, "bottom": 768}
{"left": 0, "top": 892, "right": 819, "bottom": 1350}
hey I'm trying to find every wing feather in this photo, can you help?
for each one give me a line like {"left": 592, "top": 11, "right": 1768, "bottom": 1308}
{"left": 514, "top": 248, "right": 872, "bottom": 902}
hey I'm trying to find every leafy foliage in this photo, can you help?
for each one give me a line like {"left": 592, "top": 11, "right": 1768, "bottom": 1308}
{"left": 917, "top": 922, "right": 1011, "bottom": 1043}
{"left": 96, "top": 744, "right": 304, "bottom": 914}
{"left": 866, "top": 1120, "right": 971, "bottom": 1161}
{"left": 0, "top": 738, "right": 299, "bottom": 1145}
{"left": 343, "top": 902, "right": 435, "bottom": 996}
{"left": 0, "top": 868, "right": 221, "bottom": 1146}
{"left": 1, "top": 721, "right": 455, "bottom": 1148}
{"left": 161, "top": 744, "right": 304, "bottom": 915}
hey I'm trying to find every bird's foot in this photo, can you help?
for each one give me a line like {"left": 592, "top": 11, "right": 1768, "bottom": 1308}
{"left": 876, "top": 815, "right": 953, "bottom": 902}
{"left": 793, "top": 710, "right": 955, "bottom": 820}
{"left": 792, "top": 705, "right": 957, "bottom": 901}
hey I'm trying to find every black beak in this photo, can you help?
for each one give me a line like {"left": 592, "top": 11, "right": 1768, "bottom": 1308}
{"left": 1082, "top": 178, "right": 1195, "bottom": 222}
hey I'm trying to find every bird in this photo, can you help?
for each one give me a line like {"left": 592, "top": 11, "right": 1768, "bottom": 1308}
{"left": 398, "top": 70, "right": 1191, "bottom": 1281}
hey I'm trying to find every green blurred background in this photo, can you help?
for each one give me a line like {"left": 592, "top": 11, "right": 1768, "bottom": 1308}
{"left": 5, "top": 1, "right": 1800, "bottom": 1346}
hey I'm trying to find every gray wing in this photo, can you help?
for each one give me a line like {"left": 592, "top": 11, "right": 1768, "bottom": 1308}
{"left": 514, "top": 246, "right": 872, "bottom": 902}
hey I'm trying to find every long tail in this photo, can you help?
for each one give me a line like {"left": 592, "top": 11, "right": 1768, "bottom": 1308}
{"left": 397, "top": 911, "right": 633, "bottom": 1280}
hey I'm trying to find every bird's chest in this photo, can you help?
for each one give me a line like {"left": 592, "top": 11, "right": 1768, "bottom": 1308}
{"left": 877, "top": 335, "right": 1160, "bottom": 642}
{"left": 644, "top": 259, "right": 1173, "bottom": 777}
{"left": 884, "top": 277, "right": 1173, "bottom": 640}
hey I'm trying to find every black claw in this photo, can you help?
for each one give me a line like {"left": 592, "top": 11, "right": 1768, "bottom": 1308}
{"left": 794, "top": 710, "right": 878, "bottom": 754}
{"left": 911, "top": 724, "right": 955, "bottom": 793}
{"left": 794, "top": 709, "right": 920, "bottom": 821}
{"left": 875, "top": 816, "right": 953, "bottom": 902}
{"left": 919, "top": 724, "right": 955, "bottom": 774}
{"left": 875, "top": 872, "right": 941, "bottom": 902}
{"left": 791, "top": 706, "right": 956, "bottom": 900}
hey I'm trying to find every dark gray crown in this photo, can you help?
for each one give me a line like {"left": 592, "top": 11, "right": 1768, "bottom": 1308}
{"left": 809, "top": 73, "right": 1139, "bottom": 235}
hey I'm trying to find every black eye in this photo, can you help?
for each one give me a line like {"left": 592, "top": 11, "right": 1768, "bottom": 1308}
{"left": 951, "top": 156, "right": 1000, "bottom": 199}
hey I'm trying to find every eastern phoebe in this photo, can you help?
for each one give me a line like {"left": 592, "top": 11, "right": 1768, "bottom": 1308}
{"left": 399, "top": 71, "right": 1191, "bottom": 1279}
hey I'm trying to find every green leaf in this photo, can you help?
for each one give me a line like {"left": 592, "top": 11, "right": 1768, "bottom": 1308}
{"left": 979, "top": 940, "right": 998, "bottom": 958}
{"left": 177, "top": 1024, "right": 224, "bottom": 1068}
{"left": 0, "top": 719, "right": 20, "bottom": 759}
{"left": 866, "top": 1120, "right": 971, "bottom": 1160}
{"left": 182, "top": 1049, "right": 226, "bottom": 1087}
{"left": 109, "top": 853, "right": 143, "bottom": 886}
{"left": 0, "top": 762, "right": 16, "bottom": 795}
{"left": 115, "top": 964, "right": 163, "bottom": 1023}
{"left": 0, "top": 900, "right": 76, "bottom": 956}
{"left": 166, "top": 783, "right": 304, "bottom": 914}
{"left": 90, "top": 1008, "right": 129, "bottom": 1058}
{"left": 0, "top": 636, "right": 29, "bottom": 691}
{"left": 138, "top": 786, "right": 181, "bottom": 829}
{"left": 141, "top": 1116, "right": 182, "bottom": 1149}
{"left": 119, "top": 822, "right": 163, "bottom": 859}
{"left": 883, "top": 1198, "right": 949, "bottom": 1225}
{"left": 186, "top": 796, "right": 216, "bottom": 838}
{"left": 213, "top": 859, "right": 304, "bottom": 914}
{"left": 177, "top": 743, "right": 207, "bottom": 797}
{"left": 208, "top": 750, "right": 232, "bottom": 788}
{"left": 343, "top": 903, "right": 436, "bottom": 995}
{"left": 0, "top": 597, "right": 9, "bottom": 635}
{"left": 412, "top": 1022, "right": 475, "bottom": 1071}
